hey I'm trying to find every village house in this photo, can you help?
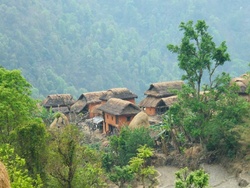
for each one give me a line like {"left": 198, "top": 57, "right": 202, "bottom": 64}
{"left": 98, "top": 98, "right": 141, "bottom": 134}
{"left": 42, "top": 94, "right": 75, "bottom": 119}
{"left": 70, "top": 91, "right": 107, "bottom": 118}
{"left": 99, "top": 88, "right": 138, "bottom": 104}
{"left": 139, "top": 81, "right": 183, "bottom": 116}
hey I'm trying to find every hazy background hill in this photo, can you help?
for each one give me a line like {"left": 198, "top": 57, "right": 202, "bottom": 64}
{"left": 1, "top": 0, "right": 249, "bottom": 100}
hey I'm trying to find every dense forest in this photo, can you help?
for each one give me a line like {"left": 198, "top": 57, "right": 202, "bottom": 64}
{"left": 1, "top": 0, "right": 250, "bottom": 100}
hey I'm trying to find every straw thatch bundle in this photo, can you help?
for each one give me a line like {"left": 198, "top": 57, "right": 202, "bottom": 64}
{"left": 144, "top": 81, "right": 184, "bottom": 97}
{"left": 0, "top": 162, "right": 10, "bottom": 188}
{"left": 98, "top": 98, "right": 141, "bottom": 115}
{"left": 50, "top": 113, "right": 69, "bottom": 129}
{"left": 42, "top": 94, "right": 75, "bottom": 108}
{"left": 231, "top": 75, "right": 249, "bottom": 94}
{"left": 129, "top": 111, "right": 150, "bottom": 129}
{"left": 99, "top": 88, "right": 138, "bottom": 101}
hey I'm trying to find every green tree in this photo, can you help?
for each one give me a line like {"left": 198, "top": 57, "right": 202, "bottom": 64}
{"left": 0, "top": 67, "right": 36, "bottom": 143}
{"left": 167, "top": 20, "right": 230, "bottom": 97}
{"left": 128, "top": 145, "right": 157, "bottom": 188}
{"left": 175, "top": 167, "right": 209, "bottom": 188}
{"left": 109, "top": 165, "right": 134, "bottom": 188}
{"left": 107, "top": 127, "right": 154, "bottom": 167}
{"left": 47, "top": 125, "right": 106, "bottom": 188}
{"left": 166, "top": 20, "right": 249, "bottom": 155}
{"left": 0, "top": 144, "right": 43, "bottom": 188}
{"left": 14, "top": 119, "right": 48, "bottom": 181}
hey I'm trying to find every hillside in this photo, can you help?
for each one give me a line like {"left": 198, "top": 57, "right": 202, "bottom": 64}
{"left": 0, "top": 0, "right": 249, "bottom": 99}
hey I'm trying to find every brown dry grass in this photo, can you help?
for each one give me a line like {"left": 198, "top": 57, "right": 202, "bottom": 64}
{"left": 0, "top": 162, "right": 10, "bottom": 188}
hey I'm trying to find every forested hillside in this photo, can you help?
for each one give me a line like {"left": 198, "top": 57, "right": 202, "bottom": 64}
{"left": 0, "top": 0, "right": 249, "bottom": 99}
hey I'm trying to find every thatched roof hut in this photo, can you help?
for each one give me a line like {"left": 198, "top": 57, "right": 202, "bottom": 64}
{"left": 144, "top": 81, "right": 184, "bottom": 97}
{"left": 42, "top": 94, "right": 75, "bottom": 108}
{"left": 99, "top": 88, "right": 138, "bottom": 101}
{"left": 98, "top": 98, "right": 141, "bottom": 115}
{"left": 129, "top": 111, "right": 150, "bottom": 129}
{"left": 71, "top": 91, "right": 106, "bottom": 113}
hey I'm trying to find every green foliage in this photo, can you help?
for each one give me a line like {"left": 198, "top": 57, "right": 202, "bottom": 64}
{"left": 3, "top": 1, "right": 250, "bottom": 99}
{"left": 0, "top": 144, "right": 43, "bottom": 188}
{"left": 14, "top": 119, "right": 48, "bottom": 181}
{"left": 109, "top": 165, "right": 134, "bottom": 188}
{"left": 47, "top": 125, "right": 107, "bottom": 188}
{"left": 38, "top": 107, "right": 54, "bottom": 126}
{"left": 128, "top": 145, "right": 157, "bottom": 188}
{"left": 167, "top": 20, "right": 230, "bottom": 94}
{"left": 0, "top": 67, "right": 36, "bottom": 143}
{"left": 108, "top": 127, "right": 154, "bottom": 166}
{"left": 175, "top": 167, "right": 209, "bottom": 188}
{"left": 166, "top": 20, "right": 250, "bottom": 156}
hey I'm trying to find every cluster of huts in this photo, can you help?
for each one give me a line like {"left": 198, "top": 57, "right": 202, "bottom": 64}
{"left": 42, "top": 75, "right": 249, "bottom": 134}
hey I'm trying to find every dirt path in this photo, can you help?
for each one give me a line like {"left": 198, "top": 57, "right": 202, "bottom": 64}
{"left": 156, "top": 164, "right": 246, "bottom": 188}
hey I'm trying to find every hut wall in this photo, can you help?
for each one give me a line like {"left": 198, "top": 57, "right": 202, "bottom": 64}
{"left": 88, "top": 103, "right": 100, "bottom": 118}
{"left": 102, "top": 113, "right": 136, "bottom": 133}
{"left": 144, "top": 107, "right": 156, "bottom": 116}
{"left": 104, "top": 113, "right": 117, "bottom": 125}
{"left": 126, "top": 98, "right": 136, "bottom": 104}
{"left": 117, "top": 115, "right": 135, "bottom": 127}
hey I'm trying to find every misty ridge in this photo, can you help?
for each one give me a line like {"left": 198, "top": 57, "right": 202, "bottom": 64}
{"left": 0, "top": 0, "right": 249, "bottom": 100}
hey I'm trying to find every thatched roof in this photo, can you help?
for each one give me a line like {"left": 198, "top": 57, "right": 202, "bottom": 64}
{"left": 98, "top": 98, "right": 141, "bottom": 115}
{"left": 138, "top": 97, "right": 162, "bottom": 108}
{"left": 78, "top": 91, "right": 107, "bottom": 103}
{"left": 129, "top": 111, "right": 150, "bottom": 129}
{"left": 71, "top": 91, "right": 106, "bottom": 113}
{"left": 42, "top": 94, "right": 75, "bottom": 108}
{"left": 231, "top": 74, "right": 249, "bottom": 94}
{"left": 139, "top": 95, "right": 178, "bottom": 108}
{"left": 52, "top": 106, "right": 70, "bottom": 114}
{"left": 161, "top": 96, "right": 178, "bottom": 107}
{"left": 99, "top": 88, "right": 138, "bottom": 101}
{"left": 144, "top": 81, "right": 184, "bottom": 97}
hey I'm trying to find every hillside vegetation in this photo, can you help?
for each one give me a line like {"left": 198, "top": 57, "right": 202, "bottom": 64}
{"left": 0, "top": 0, "right": 250, "bottom": 99}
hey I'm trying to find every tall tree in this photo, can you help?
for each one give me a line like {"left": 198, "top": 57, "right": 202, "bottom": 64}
{"left": 0, "top": 67, "right": 36, "bottom": 143}
{"left": 166, "top": 20, "right": 249, "bottom": 155}
{"left": 46, "top": 125, "right": 106, "bottom": 188}
{"left": 167, "top": 20, "right": 230, "bottom": 97}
